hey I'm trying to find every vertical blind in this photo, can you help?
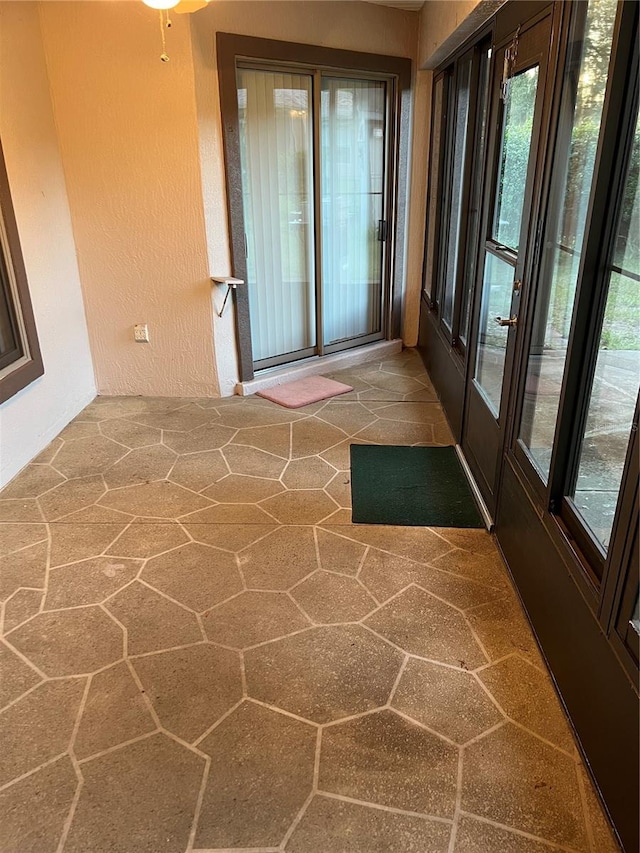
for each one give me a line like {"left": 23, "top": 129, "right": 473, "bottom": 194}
{"left": 237, "top": 69, "right": 316, "bottom": 363}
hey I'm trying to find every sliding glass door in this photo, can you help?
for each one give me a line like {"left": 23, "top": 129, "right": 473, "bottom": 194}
{"left": 321, "top": 77, "right": 386, "bottom": 348}
{"left": 237, "top": 69, "right": 316, "bottom": 366}
{"left": 237, "top": 66, "right": 390, "bottom": 371}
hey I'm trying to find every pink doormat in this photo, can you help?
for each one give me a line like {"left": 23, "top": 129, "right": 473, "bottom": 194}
{"left": 257, "top": 376, "right": 353, "bottom": 408}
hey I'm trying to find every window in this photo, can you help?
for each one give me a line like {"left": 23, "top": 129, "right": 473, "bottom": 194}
{"left": 518, "top": 0, "right": 618, "bottom": 480}
{"left": 422, "top": 36, "right": 492, "bottom": 353}
{"left": 0, "top": 141, "right": 43, "bottom": 403}
{"left": 569, "top": 101, "right": 639, "bottom": 552}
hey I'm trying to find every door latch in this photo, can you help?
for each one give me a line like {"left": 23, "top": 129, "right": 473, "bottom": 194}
{"left": 494, "top": 315, "right": 518, "bottom": 327}
{"left": 377, "top": 220, "right": 388, "bottom": 242}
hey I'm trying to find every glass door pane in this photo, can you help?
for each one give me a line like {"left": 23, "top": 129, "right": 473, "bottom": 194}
{"left": 475, "top": 253, "right": 517, "bottom": 414}
{"left": 474, "top": 66, "right": 540, "bottom": 415}
{"left": 321, "top": 78, "right": 386, "bottom": 347}
{"left": 460, "top": 44, "right": 491, "bottom": 347}
{"left": 492, "top": 67, "right": 539, "bottom": 250}
{"left": 519, "top": 0, "right": 618, "bottom": 479}
{"left": 237, "top": 69, "right": 316, "bottom": 366}
{"left": 570, "top": 106, "right": 640, "bottom": 550}
{"left": 423, "top": 75, "right": 446, "bottom": 303}
{"left": 441, "top": 57, "right": 472, "bottom": 329}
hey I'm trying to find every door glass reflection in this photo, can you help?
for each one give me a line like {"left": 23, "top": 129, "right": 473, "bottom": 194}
{"left": 474, "top": 253, "right": 515, "bottom": 415}
{"left": 571, "top": 106, "right": 640, "bottom": 550}
{"left": 518, "top": 0, "right": 618, "bottom": 479}
{"left": 492, "top": 66, "right": 539, "bottom": 249}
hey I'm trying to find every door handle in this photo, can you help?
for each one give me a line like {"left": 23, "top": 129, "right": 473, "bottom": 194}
{"left": 494, "top": 315, "right": 518, "bottom": 327}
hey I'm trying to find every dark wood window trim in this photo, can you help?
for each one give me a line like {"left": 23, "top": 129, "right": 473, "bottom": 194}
{"left": 216, "top": 33, "right": 411, "bottom": 383}
{"left": 0, "top": 140, "right": 43, "bottom": 404}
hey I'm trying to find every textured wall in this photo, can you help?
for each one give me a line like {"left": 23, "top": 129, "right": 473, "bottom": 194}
{"left": 39, "top": 1, "right": 420, "bottom": 397}
{"left": 39, "top": 1, "right": 218, "bottom": 397}
{"left": 0, "top": 2, "right": 96, "bottom": 487}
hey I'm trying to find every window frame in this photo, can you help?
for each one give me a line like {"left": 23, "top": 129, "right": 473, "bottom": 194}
{"left": 504, "top": 0, "right": 639, "bottom": 605}
{"left": 421, "top": 30, "right": 493, "bottom": 360}
{"left": 0, "top": 140, "right": 43, "bottom": 404}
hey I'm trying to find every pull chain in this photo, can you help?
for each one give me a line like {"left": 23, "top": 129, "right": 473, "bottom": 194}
{"left": 158, "top": 9, "right": 171, "bottom": 62}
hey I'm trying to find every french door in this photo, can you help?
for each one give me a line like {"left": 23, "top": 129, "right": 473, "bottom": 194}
{"left": 462, "top": 11, "right": 553, "bottom": 513}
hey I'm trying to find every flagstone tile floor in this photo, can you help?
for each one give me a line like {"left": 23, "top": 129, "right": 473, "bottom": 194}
{"left": 0, "top": 349, "right": 621, "bottom": 852}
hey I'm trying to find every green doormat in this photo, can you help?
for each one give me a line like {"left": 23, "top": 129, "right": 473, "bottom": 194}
{"left": 350, "top": 445, "right": 484, "bottom": 528}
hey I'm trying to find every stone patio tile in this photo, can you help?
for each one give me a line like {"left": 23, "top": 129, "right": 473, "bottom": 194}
{"left": 106, "top": 521, "right": 189, "bottom": 559}
{"left": 245, "top": 625, "right": 403, "bottom": 723}
{"left": 461, "top": 723, "right": 589, "bottom": 850}
{"left": 261, "top": 489, "right": 337, "bottom": 524}
{"left": 364, "top": 586, "right": 486, "bottom": 669}
{"left": 0, "top": 641, "right": 41, "bottom": 707}
{"left": 291, "top": 571, "right": 377, "bottom": 623}
{"left": 222, "top": 443, "right": 288, "bottom": 478}
{"left": 99, "top": 418, "right": 162, "bottom": 449}
{"left": 291, "top": 419, "right": 347, "bottom": 458}
{"left": 44, "top": 556, "right": 142, "bottom": 609}
{"left": 466, "top": 597, "right": 544, "bottom": 668}
{"left": 132, "top": 643, "right": 242, "bottom": 742}
{"left": 196, "top": 701, "right": 316, "bottom": 848}
{"left": 453, "top": 815, "right": 558, "bottom": 852}
{"left": 316, "top": 528, "right": 367, "bottom": 576}
{"left": 203, "top": 590, "right": 310, "bottom": 648}
{"left": 103, "top": 445, "right": 177, "bottom": 489}
{"left": 37, "top": 476, "right": 106, "bottom": 521}
{"left": 392, "top": 658, "right": 502, "bottom": 744}
{"left": 142, "top": 542, "right": 242, "bottom": 612}
{"left": 168, "top": 449, "right": 228, "bottom": 492}
{"left": 478, "top": 655, "right": 575, "bottom": 752}
{"left": 181, "top": 507, "right": 276, "bottom": 552}
{"left": 0, "top": 523, "right": 48, "bottom": 558}
{"left": 162, "top": 422, "right": 237, "bottom": 454}
{"left": 126, "top": 407, "right": 212, "bottom": 433}
{"left": 321, "top": 523, "right": 451, "bottom": 565}
{"left": 98, "top": 481, "right": 211, "bottom": 518}
{"left": 105, "top": 581, "right": 202, "bottom": 655}
{"left": 315, "top": 401, "right": 378, "bottom": 434}
{"left": 202, "top": 473, "right": 284, "bottom": 503}
{"left": 431, "top": 547, "right": 510, "bottom": 590}
{"left": 359, "top": 547, "right": 504, "bottom": 610}
{"left": 320, "top": 709, "right": 458, "bottom": 816}
{"left": 0, "top": 541, "right": 47, "bottom": 600}
{"left": 53, "top": 436, "right": 127, "bottom": 478}
{"left": 2, "top": 589, "right": 44, "bottom": 634}
{"left": 49, "top": 506, "right": 131, "bottom": 567}
{"left": 63, "top": 733, "right": 204, "bottom": 853}
{"left": 0, "top": 499, "right": 43, "bottom": 522}
{"left": 74, "top": 661, "right": 156, "bottom": 760}
{"left": 0, "top": 678, "right": 86, "bottom": 786}
{"left": 216, "top": 404, "right": 304, "bottom": 429}
{"left": 231, "top": 423, "right": 292, "bottom": 457}
{"left": 282, "top": 456, "right": 336, "bottom": 489}
{"left": 238, "top": 526, "right": 318, "bottom": 589}
{"left": 0, "top": 464, "right": 65, "bottom": 499}
{"left": 286, "top": 795, "right": 451, "bottom": 853}
{"left": 0, "top": 756, "right": 78, "bottom": 853}
{"left": 6, "top": 607, "right": 123, "bottom": 676}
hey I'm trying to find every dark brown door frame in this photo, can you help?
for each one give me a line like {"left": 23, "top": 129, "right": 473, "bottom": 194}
{"left": 216, "top": 32, "right": 411, "bottom": 382}
{"left": 461, "top": 4, "right": 556, "bottom": 515}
